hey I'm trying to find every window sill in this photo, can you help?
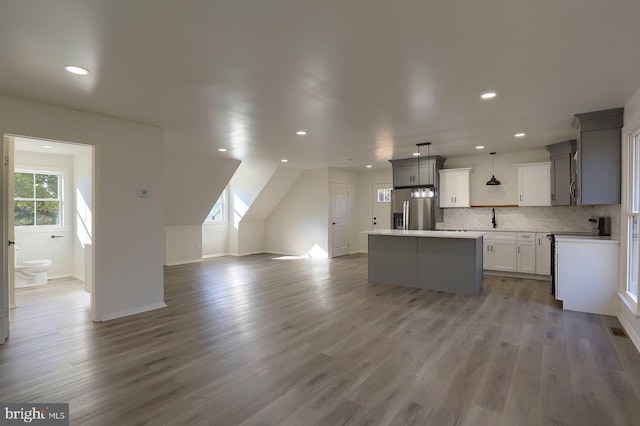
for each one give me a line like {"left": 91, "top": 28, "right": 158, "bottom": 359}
{"left": 618, "top": 292, "right": 639, "bottom": 317}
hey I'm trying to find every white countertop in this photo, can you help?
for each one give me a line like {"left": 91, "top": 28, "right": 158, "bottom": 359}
{"left": 364, "top": 229, "right": 484, "bottom": 239}
{"left": 554, "top": 235, "right": 620, "bottom": 243}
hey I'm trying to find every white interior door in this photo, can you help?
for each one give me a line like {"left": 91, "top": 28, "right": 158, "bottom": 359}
{"left": 331, "top": 182, "right": 350, "bottom": 258}
{"left": 372, "top": 183, "right": 392, "bottom": 230}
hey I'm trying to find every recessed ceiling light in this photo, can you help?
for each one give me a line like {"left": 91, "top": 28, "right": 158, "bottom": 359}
{"left": 281, "top": 159, "right": 288, "bottom": 163}
{"left": 218, "top": 148, "right": 227, "bottom": 152}
{"left": 476, "top": 145, "right": 485, "bottom": 150}
{"left": 64, "top": 65, "right": 89, "bottom": 75}
{"left": 514, "top": 133, "right": 526, "bottom": 138}
{"left": 42, "top": 145, "right": 53, "bottom": 149}
{"left": 481, "top": 92, "right": 497, "bottom": 99}
{"left": 412, "top": 152, "right": 420, "bottom": 156}
{"left": 296, "top": 131, "right": 307, "bottom": 135}
{"left": 365, "top": 165, "right": 373, "bottom": 168}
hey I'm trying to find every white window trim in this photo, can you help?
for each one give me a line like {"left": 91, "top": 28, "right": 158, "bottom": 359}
{"left": 620, "top": 119, "right": 640, "bottom": 316}
{"left": 14, "top": 168, "right": 64, "bottom": 229}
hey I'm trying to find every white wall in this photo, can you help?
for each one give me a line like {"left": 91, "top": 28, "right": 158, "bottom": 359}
{"left": 0, "top": 95, "right": 165, "bottom": 321}
{"left": 444, "top": 150, "right": 550, "bottom": 206}
{"left": 202, "top": 222, "right": 228, "bottom": 258}
{"left": 355, "top": 169, "right": 393, "bottom": 252}
{"left": 73, "top": 145, "right": 93, "bottom": 281}
{"left": 14, "top": 150, "right": 74, "bottom": 278}
{"left": 163, "top": 151, "right": 239, "bottom": 265}
{"left": 265, "top": 168, "right": 329, "bottom": 256}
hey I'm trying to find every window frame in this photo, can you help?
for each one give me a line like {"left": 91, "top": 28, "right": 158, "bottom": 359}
{"left": 14, "top": 168, "right": 64, "bottom": 229}
{"left": 205, "top": 189, "right": 226, "bottom": 224}
{"left": 625, "top": 130, "right": 640, "bottom": 302}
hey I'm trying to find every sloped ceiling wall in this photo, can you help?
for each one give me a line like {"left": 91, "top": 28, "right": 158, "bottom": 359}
{"left": 241, "top": 167, "right": 302, "bottom": 221}
{"left": 163, "top": 151, "right": 240, "bottom": 226}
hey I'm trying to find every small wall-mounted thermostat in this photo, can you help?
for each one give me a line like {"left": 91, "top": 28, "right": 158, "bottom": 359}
{"left": 137, "top": 188, "right": 151, "bottom": 198}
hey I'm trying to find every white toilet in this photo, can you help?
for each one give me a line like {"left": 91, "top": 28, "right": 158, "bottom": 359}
{"left": 14, "top": 246, "right": 53, "bottom": 287}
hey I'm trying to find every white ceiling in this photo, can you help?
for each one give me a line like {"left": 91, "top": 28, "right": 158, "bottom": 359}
{"left": 2, "top": 1, "right": 640, "bottom": 170}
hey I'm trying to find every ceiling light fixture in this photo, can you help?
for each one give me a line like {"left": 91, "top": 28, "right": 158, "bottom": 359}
{"left": 218, "top": 148, "right": 227, "bottom": 152}
{"left": 481, "top": 92, "right": 497, "bottom": 99}
{"left": 412, "top": 152, "right": 420, "bottom": 156}
{"left": 64, "top": 65, "right": 89, "bottom": 75}
{"left": 365, "top": 165, "right": 372, "bottom": 168}
{"left": 281, "top": 159, "right": 288, "bottom": 163}
{"left": 42, "top": 145, "right": 53, "bottom": 149}
{"left": 411, "top": 142, "right": 435, "bottom": 199}
{"left": 476, "top": 145, "right": 485, "bottom": 150}
{"left": 514, "top": 132, "right": 526, "bottom": 138}
{"left": 296, "top": 131, "right": 307, "bottom": 135}
{"left": 486, "top": 152, "right": 501, "bottom": 186}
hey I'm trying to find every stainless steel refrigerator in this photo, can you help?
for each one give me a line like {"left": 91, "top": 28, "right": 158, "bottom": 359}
{"left": 390, "top": 188, "right": 435, "bottom": 230}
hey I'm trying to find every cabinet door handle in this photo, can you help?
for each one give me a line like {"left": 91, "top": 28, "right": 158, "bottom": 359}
{"left": 518, "top": 246, "right": 521, "bottom": 253}
{"left": 538, "top": 238, "right": 540, "bottom": 245}
{"left": 519, "top": 195, "right": 523, "bottom": 201}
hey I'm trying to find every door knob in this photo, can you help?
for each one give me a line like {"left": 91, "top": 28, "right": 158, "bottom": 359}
{"left": 332, "top": 222, "right": 336, "bottom": 225}
{"left": 8, "top": 240, "right": 15, "bottom": 246}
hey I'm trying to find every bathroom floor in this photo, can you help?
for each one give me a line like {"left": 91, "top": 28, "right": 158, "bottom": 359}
{"left": 13, "top": 277, "right": 91, "bottom": 325}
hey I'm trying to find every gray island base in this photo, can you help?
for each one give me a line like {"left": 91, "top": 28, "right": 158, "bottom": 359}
{"left": 366, "top": 230, "right": 484, "bottom": 296}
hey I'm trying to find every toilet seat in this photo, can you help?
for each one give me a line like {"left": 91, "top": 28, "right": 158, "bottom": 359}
{"left": 22, "top": 259, "right": 52, "bottom": 267}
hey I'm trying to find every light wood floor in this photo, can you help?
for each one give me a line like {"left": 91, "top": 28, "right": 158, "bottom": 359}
{"left": 2, "top": 254, "right": 640, "bottom": 425}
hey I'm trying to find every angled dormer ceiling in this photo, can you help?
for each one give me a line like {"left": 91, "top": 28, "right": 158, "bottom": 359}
{"left": 1, "top": 1, "right": 640, "bottom": 169}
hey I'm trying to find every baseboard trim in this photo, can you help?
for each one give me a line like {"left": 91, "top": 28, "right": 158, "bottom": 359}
{"left": 483, "top": 271, "right": 551, "bottom": 282}
{"left": 97, "top": 302, "right": 168, "bottom": 322}
{"left": 202, "top": 253, "right": 228, "bottom": 259}
{"left": 164, "top": 258, "right": 203, "bottom": 266}
{"left": 618, "top": 312, "right": 640, "bottom": 353}
{"left": 48, "top": 274, "right": 73, "bottom": 280}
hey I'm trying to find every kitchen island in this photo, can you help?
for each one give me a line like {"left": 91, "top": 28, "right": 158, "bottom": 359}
{"left": 365, "top": 230, "right": 484, "bottom": 296}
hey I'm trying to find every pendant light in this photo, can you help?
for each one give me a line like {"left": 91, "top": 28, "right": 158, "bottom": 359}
{"left": 411, "top": 142, "right": 435, "bottom": 198}
{"left": 486, "top": 151, "right": 501, "bottom": 186}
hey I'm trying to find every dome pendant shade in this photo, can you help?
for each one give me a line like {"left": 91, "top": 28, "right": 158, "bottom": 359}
{"left": 486, "top": 175, "right": 501, "bottom": 185}
{"left": 486, "top": 152, "right": 502, "bottom": 186}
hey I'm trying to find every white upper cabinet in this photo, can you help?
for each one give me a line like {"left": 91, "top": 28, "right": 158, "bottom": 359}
{"left": 439, "top": 168, "right": 471, "bottom": 208}
{"left": 517, "top": 162, "right": 551, "bottom": 206}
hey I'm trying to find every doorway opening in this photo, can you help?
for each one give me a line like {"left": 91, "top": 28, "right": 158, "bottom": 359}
{"left": 5, "top": 134, "right": 94, "bottom": 336}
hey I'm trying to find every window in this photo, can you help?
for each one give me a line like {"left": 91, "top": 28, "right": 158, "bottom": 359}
{"left": 377, "top": 188, "right": 392, "bottom": 203}
{"left": 205, "top": 190, "right": 225, "bottom": 223}
{"left": 626, "top": 132, "right": 640, "bottom": 300}
{"left": 14, "top": 171, "right": 62, "bottom": 227}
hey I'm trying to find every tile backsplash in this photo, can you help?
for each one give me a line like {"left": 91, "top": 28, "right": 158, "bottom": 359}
{"left": 437, "top": 205, "right": 621, "bottom": 238}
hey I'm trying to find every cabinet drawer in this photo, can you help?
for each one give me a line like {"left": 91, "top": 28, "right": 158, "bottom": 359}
{"left": 516, "top": 232, "right": 535, "bottom": 241}
{"left": 484, "top": 232, "right": 516, "bottom": 241}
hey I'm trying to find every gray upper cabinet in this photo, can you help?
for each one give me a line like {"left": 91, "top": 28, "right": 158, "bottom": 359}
{"left": 389, "top": 156, "right": 445, "bottom": 189}
{"left": 572, "top": 108, "right": 623, "bottom": 205}
{"left": 546, "top": 140, "right": 576, "bottom": 206}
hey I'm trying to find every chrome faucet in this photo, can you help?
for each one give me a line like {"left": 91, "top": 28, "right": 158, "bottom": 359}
{"left": 491, "top": 208, "right": 497, "bottom": 228}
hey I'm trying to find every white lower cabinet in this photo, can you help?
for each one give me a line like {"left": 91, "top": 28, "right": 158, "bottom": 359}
{"left": 516, "top": 232, "right": 536, "bottom": 274}
{"left": 484, "top": 232, "right": 516, "bottom": 272}
{"left": 535, "top": 232, "right": 551, "bottom": 275}
{"left": 483, "top": 231, "right": 544, "bottom": 275}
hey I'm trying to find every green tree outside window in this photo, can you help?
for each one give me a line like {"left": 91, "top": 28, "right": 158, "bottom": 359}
{"left": 14, "top": 171, "right": 62, "bottom": 226}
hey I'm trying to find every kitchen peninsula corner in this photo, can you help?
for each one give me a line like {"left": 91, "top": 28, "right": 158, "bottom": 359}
{"left": 365, "top": 230, "right": 484, "bottom": 296}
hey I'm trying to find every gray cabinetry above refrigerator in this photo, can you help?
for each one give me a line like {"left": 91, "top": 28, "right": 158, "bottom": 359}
{"left": 572, "top": 108, "right": 623, "bottom": 205}
{"left": 389, "top": 156, "right": 446, "bottom": 188}
{"left": 546, "top": 140, "right": 576, "bottom": 206}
